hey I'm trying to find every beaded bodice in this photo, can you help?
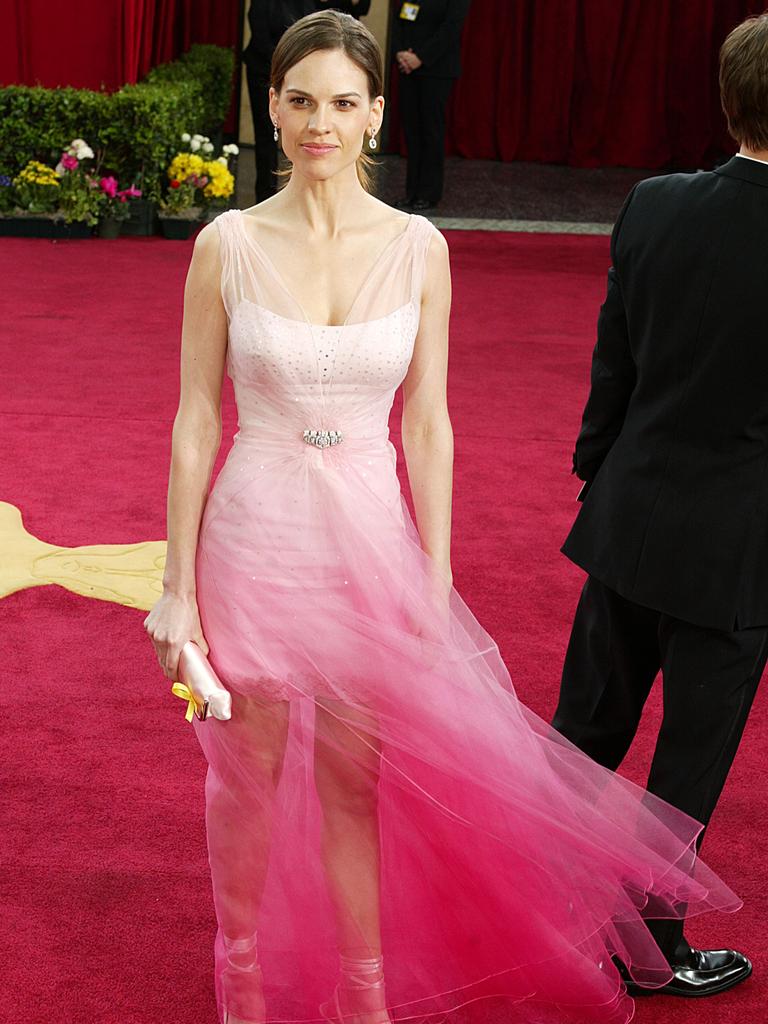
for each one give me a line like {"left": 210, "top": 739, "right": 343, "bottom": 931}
{"left": 214, "top": 209, "right": 436, "bottom": 453}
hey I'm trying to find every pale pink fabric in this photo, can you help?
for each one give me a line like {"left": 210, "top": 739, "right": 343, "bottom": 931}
{"left": 192, "top": 208, "right": 740, "bottom": 1024}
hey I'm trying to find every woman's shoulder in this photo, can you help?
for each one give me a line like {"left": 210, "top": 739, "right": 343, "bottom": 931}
{"left": 227, "top": 199, "right": 444, "bottom": 253}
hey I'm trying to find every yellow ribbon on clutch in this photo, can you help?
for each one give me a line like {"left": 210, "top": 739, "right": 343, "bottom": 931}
{"left": 171, "top": 681, "right": 198, "bottom": 723}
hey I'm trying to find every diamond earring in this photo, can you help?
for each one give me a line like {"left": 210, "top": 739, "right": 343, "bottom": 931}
{"left": 273, "top": 123, "right": 279, "bottom": 142}
{"left": 368, "top": 131, "right": 377, "bottom": 151}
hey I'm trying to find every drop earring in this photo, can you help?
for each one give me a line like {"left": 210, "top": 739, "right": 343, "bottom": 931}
{"left": 368, "top": 130, "right": 378, "bottom": 151}
{"left": 273, "top": 123, "right": 279, "bottom": 142}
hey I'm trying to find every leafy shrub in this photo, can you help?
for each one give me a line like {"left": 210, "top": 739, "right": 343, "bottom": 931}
{"left": 0, "top": 44, "right": 235, "bottom": 206}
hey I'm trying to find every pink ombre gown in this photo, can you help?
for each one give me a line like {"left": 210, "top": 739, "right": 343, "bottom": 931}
{"left": 192, "top": 208, "right": 739, "bottom": 1024}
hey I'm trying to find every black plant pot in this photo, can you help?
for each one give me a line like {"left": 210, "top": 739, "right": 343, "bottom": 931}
{"left": 0, "top": 215, "right": 93, "bottom": 238}
{"left": 121, "top": 198, "right": 158, "bottom": 237}
{"left": 98, "top": 217, "right": 122, "bottom": 239}
{"left": 158, "top": 216, "right": 201, "bottom": 240}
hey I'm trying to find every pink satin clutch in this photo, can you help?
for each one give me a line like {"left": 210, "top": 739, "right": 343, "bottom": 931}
{"left": 172, "top": 641, "right": 232, "bottom": 722}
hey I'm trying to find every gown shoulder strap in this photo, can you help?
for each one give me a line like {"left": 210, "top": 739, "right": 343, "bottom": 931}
{"left": 213, "top": 208, "right": 245, "bottom": 320}
{"left": 409, "top": 214, "right": 444, "bottom": 308}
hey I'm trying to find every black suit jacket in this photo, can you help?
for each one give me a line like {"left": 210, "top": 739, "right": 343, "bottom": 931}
{"left": 390, "top": 0, "right": 471, "bottom": 78}
{"left": 321, "top": 0, "right": 372, "bottom": 16}
{"left": 562, "top": 155, "right": 768, "bottom": 631}
{"left": 243, "top": 1, "right": 318, "bottom": 73}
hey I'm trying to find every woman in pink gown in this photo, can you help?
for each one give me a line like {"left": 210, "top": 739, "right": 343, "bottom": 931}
{"left": 144, "top": 11, "right": 741, "bottom": 1024}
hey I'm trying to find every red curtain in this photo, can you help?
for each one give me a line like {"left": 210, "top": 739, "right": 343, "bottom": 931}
{"left": 391, "top": 0, "right": 768, "bottom": 168}
{"left": 0, "top": 1, "right": 240, "bottom": 127}
{"left": 4, "top": 1, "right": 768, "bottom": 167}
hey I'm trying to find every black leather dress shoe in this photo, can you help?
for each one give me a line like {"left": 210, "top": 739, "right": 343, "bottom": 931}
{"left": 614, "top": 947, "right": 752, "bottom": 998}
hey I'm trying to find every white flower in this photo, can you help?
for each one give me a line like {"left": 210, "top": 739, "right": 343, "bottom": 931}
{"left": 181, "top": 132, "right": 191, "bottom": 142}
{"left": 54, "top": 161, "right": 66, "bottom": 176}
{"left": 70, "top": 137, "right": 86, "bottom": 148}
{"left": 217, "top": 155, "right": 228, "bottom": 165}
{"left": 192, "top": 133, "right": 205, "bottom": 141}
{"left": 77, "top": 145, "right": 94, "bottom": 160}
{"left": 223, "top": 143, "right": 239, "bottom": 155}
{"left": 190, "top": 138, "right": 201, "bottom": 151}
{"left": 202, "top": 142, "right": 214, "bottom": 153}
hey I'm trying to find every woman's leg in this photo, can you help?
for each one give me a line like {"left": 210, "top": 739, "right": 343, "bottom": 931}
{"left": 314, "top": 698, "right": 390, "bottom": 1023}
{"left": 200, "top": 692, "right": 291, "bottom": 1023}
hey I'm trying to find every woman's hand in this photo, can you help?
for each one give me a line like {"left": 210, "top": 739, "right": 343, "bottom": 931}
{"left": 143, "top": 590, "right": 209, "bottom": 680}
{"left": 405, "top": 562, "right": 453, "bottom": 667}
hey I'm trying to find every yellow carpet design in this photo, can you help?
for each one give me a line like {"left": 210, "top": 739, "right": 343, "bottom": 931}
{"left": 0, "top": 501, "right": 165, "bottom": 610}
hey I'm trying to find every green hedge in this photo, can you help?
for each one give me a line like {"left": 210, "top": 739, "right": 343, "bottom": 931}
{"left": 0, "top": 43, "right": 234, "bottom": 203}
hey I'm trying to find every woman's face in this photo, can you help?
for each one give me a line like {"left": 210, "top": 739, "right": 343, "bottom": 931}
{"left": 269, "top": 49, "right": 384, "bottom": 181}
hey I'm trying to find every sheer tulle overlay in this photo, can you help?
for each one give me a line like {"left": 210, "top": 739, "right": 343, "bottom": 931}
{"left": 192, "top": 209, "right": 739, "bottom": 1024}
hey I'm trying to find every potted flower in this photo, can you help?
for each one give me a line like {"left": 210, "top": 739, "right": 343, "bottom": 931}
{"left": 0, "top": 156, "right": 85, "bottom": 238}
{"left": 0, "top": 138, "right": 108, "bottom": 237}
{"left": 54, "top": 138, "right": 103, "bottom": 230}
{"left": 158, "top": 152, "right": 207, "bottom": 239}
{"left": 12, "top": 160, "right": 60, "bottom": 214}
{"left": 157, "top": 132, "right": 237, "bottom": 239}
{"left": 201, "top": 144, "right": 238, "bottom": 215}
{"left": 1, "top": 159, "right": 65, "bottom": 236}
{"left": 96, "top": 177, "right": 142, "bottom": 238}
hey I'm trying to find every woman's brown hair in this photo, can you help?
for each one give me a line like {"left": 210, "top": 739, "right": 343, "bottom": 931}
{"left": 719, "top": 14, "right": 768, "bottom": 151}
{"left": 270, "top": 10, "right": 384, "bottom": 192}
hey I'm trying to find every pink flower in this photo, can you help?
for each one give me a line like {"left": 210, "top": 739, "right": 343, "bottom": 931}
{"left": 117, "top": 184, "right": 142, "bottom": 199}
{"left": 100, "top": 176, "right": 118, "bottom": 198}
{"left": 61, "top": 153, "right": 79, "bottom": 171}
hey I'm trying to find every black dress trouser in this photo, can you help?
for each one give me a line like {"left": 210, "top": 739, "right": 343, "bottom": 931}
{"left": 398, "top": 73, "right": 455, "bottom": 205}
{"left": 245, "top": 66, "right": 279, "bottom": 204}
{"left": 552, "top": 575, "right": 768, "bottom": 959}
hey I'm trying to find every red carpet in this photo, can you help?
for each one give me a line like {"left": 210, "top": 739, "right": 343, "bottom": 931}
{"left": 1, "top": 229, "right": 765, "bottom": 1024}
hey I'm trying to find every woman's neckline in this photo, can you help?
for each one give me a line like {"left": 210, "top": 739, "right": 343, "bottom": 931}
{"left": 234, "top": 208, "right": 415, "bottom": 329}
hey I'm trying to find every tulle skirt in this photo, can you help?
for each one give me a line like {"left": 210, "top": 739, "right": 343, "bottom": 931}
{"left": 191, "top": 433, "right": 740, "bottom": 1024}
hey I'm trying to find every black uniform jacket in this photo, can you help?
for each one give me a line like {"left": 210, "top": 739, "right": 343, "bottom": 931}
{"left": 390, "top": 0, "right": 471, "bottom": 78}
{"left": 322, "top": 0, "right": 372, "bottom": 16}
{"left": 243, "top": 1, "right": 318, "bottom": 74}
{"left": 562, "top": 155, "right": 768, "bottom": 631}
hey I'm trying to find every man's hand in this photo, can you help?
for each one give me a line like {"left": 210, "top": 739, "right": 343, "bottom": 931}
{"left": 396, "top": 49, "right": 423, "bottom": 74}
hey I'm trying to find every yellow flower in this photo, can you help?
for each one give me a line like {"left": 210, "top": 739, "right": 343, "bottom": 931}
{"left": 168, "top": 152, "right": 205, "bottom": 181}
{"left": 14, "top": 160, "right": 59, "bottom": 187}
{"left": 202, "top": 160, "right": 234, "bottom": 199}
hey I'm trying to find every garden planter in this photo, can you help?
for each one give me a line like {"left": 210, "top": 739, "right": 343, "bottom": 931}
{"left": 98, "top": 217, "right": 122, "bottom": 239}
{"left": 158, "top": 216, "right": 202, "bottom": 240}
{"left": 0, "top": 215, "right": 92, "bottom": 238}
{"left": 121, "top": 198, "right": 158, "bottom": 236}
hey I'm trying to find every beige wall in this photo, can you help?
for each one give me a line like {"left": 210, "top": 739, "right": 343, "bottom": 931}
{"left": 238, "top": 1, "right": 390, "bottom": 144}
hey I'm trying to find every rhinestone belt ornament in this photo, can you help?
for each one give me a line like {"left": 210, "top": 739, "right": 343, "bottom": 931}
{"left": 303, "top": 429, "right": 343, "bottom": 449}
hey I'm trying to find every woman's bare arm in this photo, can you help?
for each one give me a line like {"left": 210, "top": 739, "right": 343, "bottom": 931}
{"left": 143, "top": 220, "right": 228, "bottom": 677}
{"left": 400, "top": 229, "right": 454, "bottom": 584}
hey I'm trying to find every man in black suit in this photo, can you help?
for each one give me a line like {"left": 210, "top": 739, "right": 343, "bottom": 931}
{"left": 391, "top": 0, "right": 471, "bottom": 211}
{"left": 243, "top": 1, "right": 317, "bottom": 202}
{"left": 317, "top": 0, "right": 371, "bottom": 17}
{"left": 554, "top": 14, "right": 768, "bottom": 999}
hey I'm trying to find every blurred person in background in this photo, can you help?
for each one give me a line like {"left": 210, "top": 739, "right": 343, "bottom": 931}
{"left": 317, "top": 0, "right": 372, "bottom": 17}
{"left": 243, "top": 0, "right": 318, "bottom": 202}
{"left": 392, "top": 0, "right": 470, "bottom": 212}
